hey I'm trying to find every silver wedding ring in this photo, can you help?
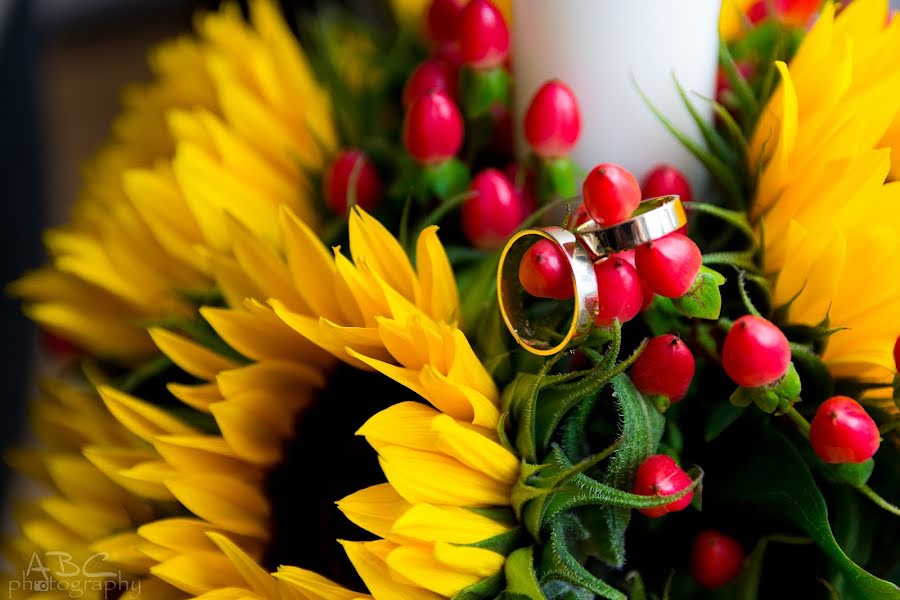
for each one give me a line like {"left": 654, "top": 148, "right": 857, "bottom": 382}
{"left": 497, "top": 195, "right": 686, "bottom": 355}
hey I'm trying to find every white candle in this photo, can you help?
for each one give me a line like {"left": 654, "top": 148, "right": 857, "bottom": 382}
{"left": 512, "top": 0, "right": 721, "bottom": 188}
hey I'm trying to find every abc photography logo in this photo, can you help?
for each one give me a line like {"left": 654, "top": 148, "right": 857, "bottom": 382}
{"left": 8, "top": 552, "right": 142, "bottom": 598}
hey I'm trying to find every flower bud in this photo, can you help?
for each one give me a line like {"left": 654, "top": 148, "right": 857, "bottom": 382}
{"left": 722, "top": 315, "right": 791, "bottom": 388}
{"left": 403, "top": 58, "right": 458, "bottom": 109}
{"left": 403, "top": 90, "right": 464, "bottom": 164}
{"left": 633, "top": 454, "right": 694, "bottom": 518}
{"left": 462, "top": 168, "right": 529, "bottom": 250}
{"left": 524, "top": 79, "right": 582, "bottom": 159}
{"left": 810, "top": 396, "right": 881, "bottom": 464}
{"left": 634, "top": 233, "right": 702, "bottom": 298}
{"left": 323, "top": 149, "right": 382, "bottom": 215}
{"left": 459, "top": 0, "right": 510, "bottom": 69}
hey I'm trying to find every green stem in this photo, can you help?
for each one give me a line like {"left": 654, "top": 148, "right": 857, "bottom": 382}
{"left": 416, "top": 190, "right": 476, "bottom": 231}
{"left": 520, "top": 194, "right": 579, "bottom": 229}
{"left": 702, "top": 251, "right": 759, "bottom": 273}
{"left": 689, "top": 202, "right": 757, "bottom": 241}
{"left": 118, "top": 355, "right": 173, "bottom": 393}
{"left": 857, "top": 484, "right": 900, "bottom": 517}
{"left": 782, "top": 405, "right": 811, "bottom": 437}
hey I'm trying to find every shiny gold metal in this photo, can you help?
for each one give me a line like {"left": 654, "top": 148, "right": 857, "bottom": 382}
{"left": 497, "top": 195, "right": 687, "bottom": 355}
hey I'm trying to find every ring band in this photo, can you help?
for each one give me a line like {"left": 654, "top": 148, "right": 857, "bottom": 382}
{"left": 497, "top": 195, "right": 687, "bottom": 355}
{"left": 574, "top": 195, "right": 687, "bottom": 260}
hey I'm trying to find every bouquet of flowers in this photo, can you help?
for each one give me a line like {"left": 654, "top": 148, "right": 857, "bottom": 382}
{"left": 5, "top": 0, "right": 899, "bottom": 598}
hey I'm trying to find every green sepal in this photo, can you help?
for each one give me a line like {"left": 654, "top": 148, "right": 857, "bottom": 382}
{"left": 671, "top": 266, "right": 725, "bottom": 320}
{"left": 424, "top": 158, "right": 471, "bottom": 200}
{"left": 464, "top": 527, "right": 530, "bottom": 556}
{"left": 503, "top": 546, "right": 545, "bottom": 600}
{"left": 454, "top": 573, "right": 505, "bottom": 600}
{"left": 461, "top": 66, "right": 511, "bottom": 119}
{"left": 822, "top": 459, "right": 875, "bottom": 489}
{"left": 542, "top": 157, "right": 580, "bottom": 199}
{"left": 729, "top": 362, "right": 801, "bottom": 414}
{"left": 541, "top": 516, "right": 627, "bottom": 600}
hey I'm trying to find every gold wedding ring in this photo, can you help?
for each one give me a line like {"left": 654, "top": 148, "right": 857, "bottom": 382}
{"left": 497, "top": 195, "right": 686, "bottom": 355}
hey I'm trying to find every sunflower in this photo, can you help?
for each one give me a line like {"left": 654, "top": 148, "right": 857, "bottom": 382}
{"left": 338, "top": 401, "right": 517, "bottom": 598}
{"left": 83, "top": 206, "right": 491, "bottom": 597}
{"left": 10, "top": 0, "right": 336, "bottom": 361}
{"left": 750, "top": 0, "right": 900, "bottom": 390}
{"left": 2, "top": 377, "right": 182, "bottom": 599}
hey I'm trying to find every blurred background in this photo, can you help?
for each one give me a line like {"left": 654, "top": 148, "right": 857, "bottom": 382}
{"left": 0, "top": 0, "right": 374, "bottom": 507}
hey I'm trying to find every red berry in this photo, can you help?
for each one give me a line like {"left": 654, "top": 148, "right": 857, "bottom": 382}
{"left": 463, "top": 169, "right": 529, "bottom": 250}
{"left": 721, "top": 315, "right": 791, "bottom": 388}
{"left": 893, "top": 335, "right": 899, "bottom": 372}
{"left": 691, "top": 530, "right": 745, "bottom": 589}
{"left": 593, "top": 257, "right": 644, "bottom": 327}
{"left": 567, "top": 203, "right": 592, "bottom": 230}
{"left": 634, "top": 233, "right": 701, "bottom": 298}
{"left": 459, "top": 0, "right": 510, "bottom": 69}
{"left": 631, "top": 335, "right": 696, "bottom": 402}
{"left": 613, "top": 249, "right": 654, "bottom": 310}
{"left": 641, "top": 164, "right": 693, "bottom": 202}
{"left": 773, "top": 0, "right": 820, "bottom": 27}
{"left": 323, "top": 149, "right": 382, "bottom": 215}
{"left": 41, "top": 330, "right": 81, "bottom": 357}
{"left": 518, "top": 239, "right": 573, "bottom": 300}
{"left": 425, "top": 0, "right": 465, "bottom": 45}
{"left": 524, "top": 79, "right": 582, "bottom": 159}
{"left": 633, "top": 454, "right": 694, "bottom": 518}
{"left": 582, "top": 164, "right": 642, "bottom": 226}
{"left": 746, "top": 0, "right": 769, "bottom": 24}
{"left": 403, "top": 90, "right": 464, "bottom": 165}
{"left": 810, "top": 396, "right": 881, "bottom": 464}
{"left": 403, "top": 58, "right": 458, "bottom": 109}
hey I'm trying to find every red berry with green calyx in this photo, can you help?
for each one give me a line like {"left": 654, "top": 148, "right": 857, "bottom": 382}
{"left": 462, "top": 169, "right": 528, "bottom": 250}
{"left": 459, "top": 0, "right": 509, "bottom": 70}
{"left": 403, "top": 90, "right": 464, "bottom": 165}
{"left": 425, "top": 0, "right": 465, "bottom": 45}
{"left": 634, "top": 232, "right": 702, "bottom": 298}
{"left": 641, "top": 164, "right": 693, "bottom": 202}
{"left": 403, "top": 58, "right": 458, "bottom": 109}
{"left": 518, "top": 239, "right": 573, "bottom": 300}
{"left": 613, "top": 249, "right": 654, "bottom": 309}
{"left": 323, "top": 149, "right": 382, "bottom": 215}
{"left": 582, "top": 163, "right": 642, "bottom": 226}
{"left": 691, "top": 530, "right": 745, "bottom": 589}
{"left": 631, "top": 334, "right": 695, "bottom": 402}
{"left": 593, "top": 257, "right": 643, "bottom": 327}
{"left": 633, "top": 454, "right": 694, "bottom": 518}
{"left": 810, "top": 396, "right": 881, "bottom": 464}
{"left": 721, "top": 315, "right": 791, "bottom": 388}
{"left": 524, "top": 79, "right": 582, "bottom": 159}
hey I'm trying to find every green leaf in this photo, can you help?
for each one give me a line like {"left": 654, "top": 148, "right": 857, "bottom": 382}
{"left": 724, "top": 428, "right": 900, "bottom": 599}
{"left": 625, "top": 572, "right": 648, "bottom": 600}
{"left": 543, "top": 517, "right": 627, "bottom": 600}
{"left": 671, "top": 267, "right": 724, "bottom": 320}
{"left": 704, "top": 401, "right": 746, "bottom": 442}
{"left": 599, "top": 375, "right": 666, "bottom": 567}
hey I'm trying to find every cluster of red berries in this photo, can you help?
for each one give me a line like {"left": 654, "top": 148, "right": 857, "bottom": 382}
{"left": 745, "top": 0, "right": 820, "bottom": 28}
{"left": 518, "top": 163, "right": 698, "bottom": 327}
{"left": 722, "top": 315, "right": 883, "bottom": 465}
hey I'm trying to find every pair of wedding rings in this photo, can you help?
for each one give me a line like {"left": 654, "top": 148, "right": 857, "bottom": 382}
{"left": 497, "top": 195, "right": 687, "bottom": 356}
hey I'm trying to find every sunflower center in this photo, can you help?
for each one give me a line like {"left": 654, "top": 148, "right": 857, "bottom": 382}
{"left": 262, "top": 363, "right": 401, "bottom": 588}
